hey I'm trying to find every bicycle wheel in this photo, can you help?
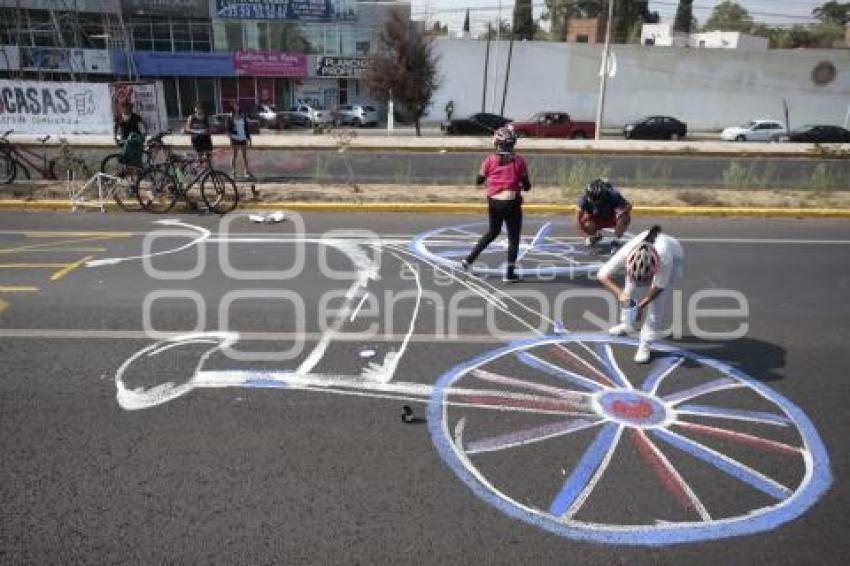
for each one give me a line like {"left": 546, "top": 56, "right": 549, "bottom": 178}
{"left": 200, "top": 169, "right": 238, "bottom": 214}
{"left": 110, "top": 169, "right": 144, "bottom": 212}
{"left": 0, "top": 152, "right": 16, "bottom": 184}
{"left": 428, "top": 334, "right": 831, "bottom": 545}
{"left": 100, "top": 153, "right": 123, "bottom": 177}
{"left": 136, "top": 166, "right": 177, "bottom": 214}
{"left": 50, "top": 158, "right": 91, "bottom": 182}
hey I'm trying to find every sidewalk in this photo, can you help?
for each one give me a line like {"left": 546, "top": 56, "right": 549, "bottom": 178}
{"left": 6, "top": 132, "right": 849, "bottom": 157}
{"left": 2, "top": 181, "right": 849, "bottom": 217}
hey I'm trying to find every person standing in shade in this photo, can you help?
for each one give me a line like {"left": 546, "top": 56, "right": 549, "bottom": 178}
{"left": 460, "top": 127, "right": 531, "bottom": 283}
{"left": 184, "top": 101, "right": 212, "bottom": 162}
{"left": 226, "top": 102, "right": 253, "bottom": 178}
{"left": 596, "top": 225, "right": 685, "bottom": 364}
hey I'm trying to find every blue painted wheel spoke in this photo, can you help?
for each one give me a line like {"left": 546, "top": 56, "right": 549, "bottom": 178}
{"left": 663, "top": 377, "right": 741, "bottom": 404}
{"left": 651, "top": 428, "right": 792, "bottom": 501}
{"left": 676, "top": 404, "right": 791, "bottom": 427}
{"left": 640, "top": 355, "right": 685, "bottom": 394}
{"left": 516, "top": 352, "right": 605, "bottom": 392}
{"left": 593, "top": 343, "right": 632, "bottom": 389}
{"left": 549, "top": 423, "right": 622, "bottom": 517}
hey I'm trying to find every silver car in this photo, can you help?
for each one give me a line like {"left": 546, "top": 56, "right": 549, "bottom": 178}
{"left": 290, "top": 103, "right": 333, "bottom": 126}
{"left": 336, "top": 104, "right": 379, "bottom": 127}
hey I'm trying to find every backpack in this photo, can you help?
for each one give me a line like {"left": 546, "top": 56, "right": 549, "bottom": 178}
{"left": 120, "top": 132, "right": 145, "bottom": 167}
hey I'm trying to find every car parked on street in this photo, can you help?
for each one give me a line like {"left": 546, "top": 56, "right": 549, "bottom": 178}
{"left": 278, "top": 111, "right": 312, "bottom": 129}
{"left": 721, "top": 119, "right": 786, "bottom": 142}
{"left": 336, "top": 104, "right": 379, "bottom": 127}
{"left": 623, "top": 116, "right": 687, "bottom": 140}
{"left": 209, "top": 113, "right": 260, "bottom": 135}
{"left": 254, "top": 104, "right": 283, "bottom": 128}
{"left": 770, "top": 124, "right": 850, "bottom": 143}
{"left": 509, "top": 111, "right": 595, "bottom": 139}
{"left": 290, "top": 103, "right": 333, "bottom": 126}
{"left": 442, "top": 112, "right": 510, "bottom": 135}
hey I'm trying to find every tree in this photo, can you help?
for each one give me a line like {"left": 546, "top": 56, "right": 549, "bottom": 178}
{"left": 463, "top": 9, "right": 470, "bottom": 35}
{"left": 542, "top": 0, "right": 605, "bottom": 42}
{"left": 513, "top": 0, "right": 536, "bottom": 40}
{"left": 813, "top": 1, "right": 850, "bottom": 25}
{"left": 363, "top": 10, "right": 439, "bottom": 137}
{"left": 613, "top": 0, "right": 659, "bottom": 43}
{"left": 479, "top": 19, "right": 513, "bottom": 40}
{"left": 429, "top": 21, "right": 448, "bottom": 37}
{"left": 703, "top": 1, "right": 753, "bottom": 32}
{"left": 674, "top": 0, "right": 694, "bottom": 33}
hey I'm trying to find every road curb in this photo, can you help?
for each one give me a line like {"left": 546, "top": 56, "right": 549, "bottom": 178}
{"left": 1, "top": 199, "right": 850, "bottom": 218}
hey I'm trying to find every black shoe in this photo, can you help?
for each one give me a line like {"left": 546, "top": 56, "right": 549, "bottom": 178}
{"left": 502, "top": 272, "right": 522, "bottom": 283}
{"left": 459, "top": 259, "right": 471, "bottom": 271}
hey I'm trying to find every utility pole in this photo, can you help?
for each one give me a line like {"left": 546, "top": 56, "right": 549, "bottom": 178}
{"left": 500, "top": 33, "right": 514, "bottom": 117}
{"left": 594, "top": 0, "right": 614, "bottom": 141}
{"left": 482, "top": 23, "right": 491, "bottom": 112}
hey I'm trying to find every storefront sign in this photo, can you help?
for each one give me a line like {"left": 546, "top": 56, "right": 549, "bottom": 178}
{"left": 316, "top": 56, "right": 369, "bottom": 78}
{"left": 110, "top": 81, "right": 168, "bottom": 133}
{"left": 234, "top": 51, "right": 307, "bottom": 78}
{"left": 121, "top": 0, "right": 209, "bottom": 18}
{"left": 18, "top": 47, "right": 112, "bottom": 74}
{"left": 0, "top": 80, "right": 113, "bottom": 135}
{"left": 215, "top": 0, "right": 356, "bottom": 22}
{"left": 118, "top": 51, "right": 235, "bottom": 77}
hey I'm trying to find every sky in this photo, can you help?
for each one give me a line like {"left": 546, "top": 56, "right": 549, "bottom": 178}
{"left": 410, "top": 1, "right": 823, "bottom": 36}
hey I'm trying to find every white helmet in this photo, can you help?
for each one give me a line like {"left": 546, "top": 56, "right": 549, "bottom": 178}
{"left": 626, "top": 243, "right": 659, "bottom": 282}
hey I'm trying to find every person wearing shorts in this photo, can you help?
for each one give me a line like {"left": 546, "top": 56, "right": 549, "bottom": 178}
{"left": 461, "top": 127, "right": 531, "bottom": 283}
{"left": 576, "top": 178, "right": 631, "bottom": 252}
{"left": 226, "top": 103, "right": 252, "bottom": 178}
{"left": 597, "top": 225, "right": 685, "bottom": 363}
{"left": 184, "top": 101, "right": 212, "bottom": 161}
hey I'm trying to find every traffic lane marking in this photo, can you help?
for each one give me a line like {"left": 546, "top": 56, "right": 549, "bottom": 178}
{"left": 49, "top": 256, "right": 95, "bottom": 281}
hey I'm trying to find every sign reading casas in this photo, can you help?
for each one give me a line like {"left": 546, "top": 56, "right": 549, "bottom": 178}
{"left": 216, "top": 0, "right": 356, "bottom": 22}
{"left": 0, "top": 80, "right": 113, "bottom": 135}
{"left": 316, "top": 56, "right": 369, "bottom": 78}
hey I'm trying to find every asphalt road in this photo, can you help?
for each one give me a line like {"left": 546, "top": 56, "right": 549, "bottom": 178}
{"left": 0, "top": 211, "right": 848, "bottom": 564}
{"left": 20, "top": 146, "right": 850, "bottom": 191}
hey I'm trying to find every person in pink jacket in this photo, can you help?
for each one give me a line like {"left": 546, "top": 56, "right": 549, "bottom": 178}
{"left": 460, "top": 127, "right": 532, "bottom": 282}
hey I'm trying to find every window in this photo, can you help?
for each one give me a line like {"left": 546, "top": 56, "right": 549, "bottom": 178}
{"left": 172, "top": 20, "right": 191, "bottom": 52}
{"left": 576, "top": 34, "right": 589, "bottom": 43}
{"left": 151, "top": 18, "right": 172, "bottom": 52}
{"left": 191, "top": 21, "right": 212, "bottom": 52}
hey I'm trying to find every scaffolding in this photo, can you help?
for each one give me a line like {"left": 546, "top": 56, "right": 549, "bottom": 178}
{"left": 3, "top": 0, "right": 137, "bottom": 82}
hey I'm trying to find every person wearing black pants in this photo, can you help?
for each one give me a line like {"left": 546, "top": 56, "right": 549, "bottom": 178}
{"left": 461, "top": 127, "right": 531, "bottom": 282}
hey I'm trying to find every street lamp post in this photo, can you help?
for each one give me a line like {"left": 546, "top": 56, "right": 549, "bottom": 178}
{"left": 594, "top": 0, "right": 614, "bottom": 141}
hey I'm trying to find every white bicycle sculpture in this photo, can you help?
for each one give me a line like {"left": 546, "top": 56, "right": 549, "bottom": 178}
{"left": 102, "top": 220, "right": 831, "bottom": 546}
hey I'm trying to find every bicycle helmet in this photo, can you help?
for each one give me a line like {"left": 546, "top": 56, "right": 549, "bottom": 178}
{"left": 626, "top": 242, "right": 659, "bottom": 282}
{"left": 493, "top": 126, "right": 517, "bottom": 154}
{"left": 585, "top": 178, "right": 612, "bottom": 201}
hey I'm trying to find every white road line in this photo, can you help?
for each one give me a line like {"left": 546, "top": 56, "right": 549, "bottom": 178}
{"left": 0, "top": 328, "right": 515, "bottom": 344}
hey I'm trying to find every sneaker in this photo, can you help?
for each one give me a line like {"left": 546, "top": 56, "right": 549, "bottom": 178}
{"left": 585, "top": 233, "right": 602, "bottom": 246}
{"left": 608, "top": 323, "right": 634, "bottom": 336}
{"left": 502, "top": 272, "right": 522, "bottom": 283}
{"left": 459, "top": 259, "right": 471, "bottom": 272}
{"left": 634, "top": 343, "right": 651, "bottom": 364}
{"left": 609, "top": 240, "right": 622, "bottom": 254}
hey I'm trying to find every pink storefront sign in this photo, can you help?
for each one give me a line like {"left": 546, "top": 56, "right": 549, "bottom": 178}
{"left": 233, "top": 51, "right": 307, "bottom": 78}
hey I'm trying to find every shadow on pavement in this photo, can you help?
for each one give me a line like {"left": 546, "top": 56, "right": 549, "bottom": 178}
{"left": 675, "top": 335, "right": 786, "bottom": 382}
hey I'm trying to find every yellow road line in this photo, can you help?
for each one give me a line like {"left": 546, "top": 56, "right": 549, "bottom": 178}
{"left": 23, "top": 232, "right": 131, "bottom": 238}
{"left": 50, "top": 255, "right": 95, "bottom": 281}
{"left": 3, "top": 247, "right": 108, "bottom": 253}
{"left": 0, "top": 286, "right": 39, "bottom": 292}
{"left": 0, "top": 235, "right": 120, "bottom": 255}
{"left": 0, "top": 263, "right": 68, "bottom": 268}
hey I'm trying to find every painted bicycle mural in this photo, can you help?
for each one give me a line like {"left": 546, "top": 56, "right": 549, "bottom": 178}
{"left": 98, "top": 218, "right": 831, "bottom": 546}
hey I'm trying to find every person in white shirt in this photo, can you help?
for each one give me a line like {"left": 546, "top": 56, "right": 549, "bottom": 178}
{"left": 596, "top": 225, "right": 685, "bottom": 364}
{"left": 226, "top": 102, "right": 253, "bottom": 178}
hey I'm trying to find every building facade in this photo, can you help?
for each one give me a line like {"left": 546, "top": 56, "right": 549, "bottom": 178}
{"left": 0, "top": 0, "right": 410, "bottom": 119}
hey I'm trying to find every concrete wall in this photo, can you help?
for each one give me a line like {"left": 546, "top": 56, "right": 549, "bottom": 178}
{"left": 432, "top": 38, "right": 850, "bottom": 130}
{"left": 0, "top": 0, "right": 121, "bottom": 12}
